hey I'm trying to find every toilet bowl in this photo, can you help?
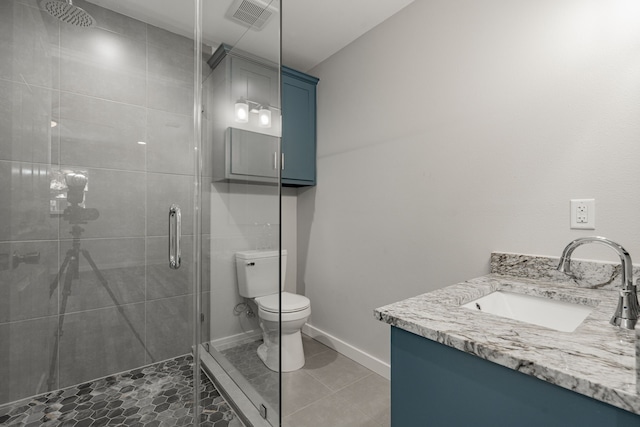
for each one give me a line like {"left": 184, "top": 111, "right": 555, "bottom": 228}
{"left": 235, "top": 250, "right": 311, "bottom": 372}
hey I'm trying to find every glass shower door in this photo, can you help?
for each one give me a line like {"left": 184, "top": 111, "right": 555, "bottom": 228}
{"left": 199, "top": 0, "right": 283, "bottom": 425}
{"left": 0, "top": 0, "right": 207, "bottom": 424}
{"left": 0, "top": 0, "right": 282, "bottom": 424}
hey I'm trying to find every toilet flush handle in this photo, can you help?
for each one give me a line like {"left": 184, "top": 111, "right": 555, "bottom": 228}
{"left": 246, "top": 262, "right": 255, "bottom": 266}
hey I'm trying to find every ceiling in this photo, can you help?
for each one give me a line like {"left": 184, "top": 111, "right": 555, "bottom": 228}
{"left": 281, "top": 0, "right": 414, "bottom": 71}
{"left": 86, "top": 0, "right": 414, "bottom": 72}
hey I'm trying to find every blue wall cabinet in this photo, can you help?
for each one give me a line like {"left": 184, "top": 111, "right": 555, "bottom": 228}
{"left": 391, "top": 326, "right": 640, "bottom": 427}
{"left": 281, "top": 67, "right": 319, "bottom": 187}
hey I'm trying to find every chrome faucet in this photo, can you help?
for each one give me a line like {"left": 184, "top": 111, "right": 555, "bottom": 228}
{"left": 557, "top": 236, "right": 639, "bottom": 329}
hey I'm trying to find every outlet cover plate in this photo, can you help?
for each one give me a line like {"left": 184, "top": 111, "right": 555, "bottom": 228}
{"left": 570, "top": 199, "right": 595, "bottom": 230}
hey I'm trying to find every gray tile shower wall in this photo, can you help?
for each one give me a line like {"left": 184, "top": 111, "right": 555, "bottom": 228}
{"left": 0, "top": 0, "right": 201, "bottom": 405}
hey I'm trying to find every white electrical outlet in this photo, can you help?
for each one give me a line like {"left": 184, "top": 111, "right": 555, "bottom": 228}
{"left": 570, "top": 199, "right": 595, "bottom": 230}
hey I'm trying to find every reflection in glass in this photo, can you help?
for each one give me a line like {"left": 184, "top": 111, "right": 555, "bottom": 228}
{"left": 47, "top": 170, "right": 151, "bottom": 389}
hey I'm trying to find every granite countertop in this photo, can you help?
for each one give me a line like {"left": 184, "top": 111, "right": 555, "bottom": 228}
{"left": 374, "top": 252, "right": 640, "bottom": 415}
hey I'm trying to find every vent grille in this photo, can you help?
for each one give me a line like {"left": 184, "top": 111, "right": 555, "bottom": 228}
{"left": 226, "top": 0, "right": 276, "bottom": 31}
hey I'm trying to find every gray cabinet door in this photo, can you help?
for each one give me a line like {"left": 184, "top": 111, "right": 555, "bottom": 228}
{"left": 230, "top": 56, "right": 278, "bottom": 108}
{"left": 227, "top": 127, "right": 279, "bottom": 181}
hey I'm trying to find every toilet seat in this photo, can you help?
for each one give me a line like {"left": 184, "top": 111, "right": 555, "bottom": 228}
{"left": 255, "top": 291, "right": 310, "bottom": 313}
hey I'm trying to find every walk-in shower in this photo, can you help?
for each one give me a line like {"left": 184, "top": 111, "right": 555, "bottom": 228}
{"left": 0, "top": 0, "right": 282, "bottom": 425}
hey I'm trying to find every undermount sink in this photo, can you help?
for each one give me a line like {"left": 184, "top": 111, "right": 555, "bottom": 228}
{"left": 461, "top": 290, "right": 594, "bottom": 332}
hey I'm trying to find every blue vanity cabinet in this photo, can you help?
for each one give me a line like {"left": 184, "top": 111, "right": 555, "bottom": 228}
{"left": 281, "top": 67, "right": 318, "bottom": 187}
{"left": 391, "top": 326, "right": 640, "bottom": 427}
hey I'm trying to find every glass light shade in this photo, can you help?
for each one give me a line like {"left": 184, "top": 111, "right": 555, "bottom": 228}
{"left": 235, "top": 100, "right": 249, "bottom": 123}
{"left": 258, "top": 107, "right": 271, "bottom": 128}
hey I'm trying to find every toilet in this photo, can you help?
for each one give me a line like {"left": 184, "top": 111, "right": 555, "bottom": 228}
{"left": 235, "top": 250, "right": 311, "bottom": 372}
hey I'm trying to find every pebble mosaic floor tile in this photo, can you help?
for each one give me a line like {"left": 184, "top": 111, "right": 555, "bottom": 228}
{"left": 0, "top": 355, "right": 244, "bottom": 427}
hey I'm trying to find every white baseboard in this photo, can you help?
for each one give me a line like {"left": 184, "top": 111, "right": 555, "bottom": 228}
{"left": 302, "top": 323, "right": 390, "bottom": 380}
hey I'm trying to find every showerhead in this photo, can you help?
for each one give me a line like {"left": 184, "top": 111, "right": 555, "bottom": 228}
{"left": 42, "top": 0, "right": 95, "bottom": 28}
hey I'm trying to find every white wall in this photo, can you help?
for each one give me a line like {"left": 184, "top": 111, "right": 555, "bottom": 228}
{"left": 282, "top": 189, "right": 298, "bottom": 294}
{"left": 299, "top": 0, "right": 640, "bottom": 366}
{"left": 208, "top": 184, "right": 297, "bottom": 344}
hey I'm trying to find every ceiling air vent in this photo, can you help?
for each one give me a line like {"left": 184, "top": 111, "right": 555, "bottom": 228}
{"left": 226, "top": 0, "right": 276, "bottom": 31}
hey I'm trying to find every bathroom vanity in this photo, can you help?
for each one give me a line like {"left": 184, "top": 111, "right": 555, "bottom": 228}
{"left": 375, "top": 253, "right": 640, "bottom": 426}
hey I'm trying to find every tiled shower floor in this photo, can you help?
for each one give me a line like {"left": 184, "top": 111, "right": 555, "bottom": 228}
{"left": 0, "top": 355, "right": 243, "bottom": 427}
{"left": 220, "top": 341, "right": 279, "bottom": 410}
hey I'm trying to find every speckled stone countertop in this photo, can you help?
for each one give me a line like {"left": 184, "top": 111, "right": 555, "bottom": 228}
{"left": 375, "top": 252, "right": 640, "bottom": 415}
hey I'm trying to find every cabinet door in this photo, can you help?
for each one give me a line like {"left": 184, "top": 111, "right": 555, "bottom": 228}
{"left": 227, "top": 127, "right": 279, "bottom": 181}
{"left": 231, "top": 56, "right": 278, "bottom": 109}
{"left": 282, "top": 71, "right": 317, "bottom": 185}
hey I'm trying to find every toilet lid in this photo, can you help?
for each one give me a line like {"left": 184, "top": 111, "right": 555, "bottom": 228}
{"left": 256, "top": 292, "right": 310, "bottom": 313}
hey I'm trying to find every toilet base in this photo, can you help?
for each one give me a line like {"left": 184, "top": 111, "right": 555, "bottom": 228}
{"left": 257, "top": 329, "right": 305, "bottom": 372}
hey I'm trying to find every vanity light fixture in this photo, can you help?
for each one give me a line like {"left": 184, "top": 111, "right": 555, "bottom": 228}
{"left": 235, "top": 98, "right": 249, "bottom": 123}
{"left": 235, "top": 98, "right": 273, "bottom": 128}
{"left": 258, "top": 106, "right": 271, "bottom": 128}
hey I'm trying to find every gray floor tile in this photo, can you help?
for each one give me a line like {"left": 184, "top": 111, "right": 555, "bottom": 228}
{"left": 378, "top": 406, "right": 391, "bottom": 427}
{"left": 303, "top": 350, "right": 373, "bottom": 391}
{"left": 221, "top": 341, "right": 271, "bottom": 381}
{"left": 282, "top": 392, "right": 380, "bottom": 427}
{"left": 218, "top": 335, "right": 387, "bottom": 426}
{"left": 302, "top": 334, "right": 331, "bottom": 358}
{"left": 281, "top": 370, "right": 332, "bottom": 417}
{"left": 332, "top": 373, "right": 390, "bottom": 423}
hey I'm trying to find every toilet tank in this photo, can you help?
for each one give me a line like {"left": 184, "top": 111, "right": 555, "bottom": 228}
{"left": 235, "top": 250, "right": 287, "bottom": 298}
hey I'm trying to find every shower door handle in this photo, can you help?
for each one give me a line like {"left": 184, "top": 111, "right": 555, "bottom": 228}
{"left": 169, "top": 204, "right": 181, "bottom": 269}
